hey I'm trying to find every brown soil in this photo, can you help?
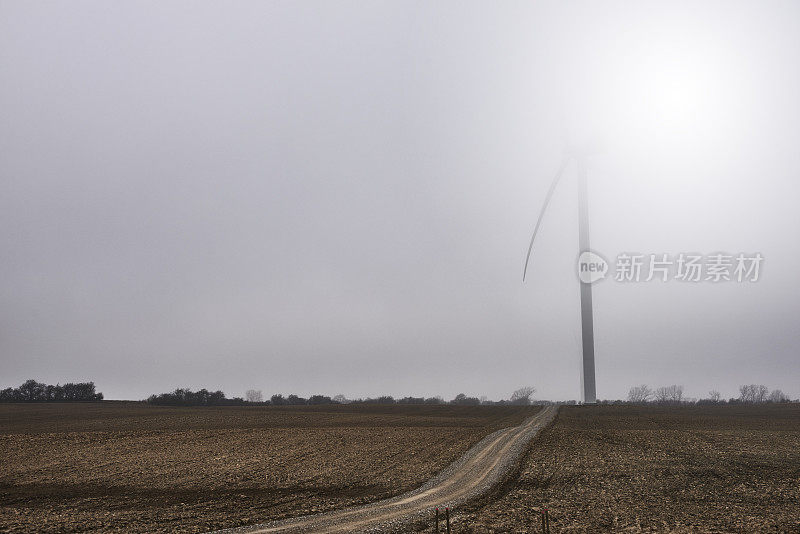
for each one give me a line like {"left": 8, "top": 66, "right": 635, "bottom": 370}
{"left": 455, "top": 404, "right": 800, "bottom": 533}
{"left": 226, "top": 406, "right": 555, "bottom": 533}
{"left": 0, "top": 402, "right": 536, "bottom": 533}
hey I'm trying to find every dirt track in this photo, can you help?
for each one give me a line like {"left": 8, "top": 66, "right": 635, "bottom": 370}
{"left": 216, "top": 405, "right": 558, "bottom": 533}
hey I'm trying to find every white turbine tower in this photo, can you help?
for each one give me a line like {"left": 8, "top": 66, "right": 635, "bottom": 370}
{"left": 518, "top": 9, "right": 748, "bottom": 405}
{"left": 523, "top": 150, "right": 596, "bottom": 404}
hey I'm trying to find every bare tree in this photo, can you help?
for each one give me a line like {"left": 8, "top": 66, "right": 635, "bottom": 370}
{"left": 768, "top": 389, "right": 787, "bottom": 403}
{"left": 510, "top": 386, "right": 536, "bottom": 405}
{"left": 332, "top": 394, "right": 349, "bottom": 404}
{"left": 739, "top": 384, "right": 751, "bottom": 402}
{"left": 739, "top": 384, "right": 759, "bottom": 402}
{"left": 245, "top": 389, "right": 263, "bottom": 403}
{"left": 669, "top": 385, "right": 684, "bottom": 403}
{"left": 739, "top": 384, "right": 769, "bottom": 403}
{"left": 709, "top": 390, "right": 721, "bottom": 403}
{"left": 653, "top": 385, "right": 683, "bottom": 404}
{"left": 627, "top": 384, "right": 652, "bottom": 403}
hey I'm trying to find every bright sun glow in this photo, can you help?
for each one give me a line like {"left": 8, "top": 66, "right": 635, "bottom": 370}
{"left": 558, "top": 19, "right": 751, "bottom": 160}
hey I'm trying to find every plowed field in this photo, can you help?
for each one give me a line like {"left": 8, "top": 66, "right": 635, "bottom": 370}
{"left": 0, "top": 402, "right": 537, "bottom": 533}
{"left": 457, "top": 404, "right": 800, "bottom": 533}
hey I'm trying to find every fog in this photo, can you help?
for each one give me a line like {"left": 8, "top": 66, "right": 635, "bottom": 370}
{"left": 2, "top": 1, "right": 798, "bottom": 401}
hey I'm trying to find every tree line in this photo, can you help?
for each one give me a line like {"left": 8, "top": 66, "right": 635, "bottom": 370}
{"left": 148, "top": 387, "right": 538, "bottom": 407}
{"left": 0, "top": 379, "right": 103, "bottom": 402}
{"left": 256, "top": 387, "right": 537, "bottom": 406}
{"left": 625, "top": 383, "right": 791, "bottom": 404}
{"left": 146, "top": 388, "right": 247, "bottom": 406}
{"left": 5, "top": 380, "right": 791, "bottom": 406}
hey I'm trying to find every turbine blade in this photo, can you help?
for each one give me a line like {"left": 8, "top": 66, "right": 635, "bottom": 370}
{"left": 523, "top": 155, "right": 571, "bottom": 281}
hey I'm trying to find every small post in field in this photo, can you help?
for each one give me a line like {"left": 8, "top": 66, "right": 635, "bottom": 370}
{"left": 544, "top": 508, "right": 551, "bottom": 533}
{"left": 435, "top": 507, "right": 439, "bottom": 532}
{"left": 445, "top": 507, "right": 451, "bottom": 534}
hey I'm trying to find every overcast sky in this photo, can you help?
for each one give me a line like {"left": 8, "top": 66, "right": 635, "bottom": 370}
{"left": 2, "top": 1, "right": 799, "bottom": 401}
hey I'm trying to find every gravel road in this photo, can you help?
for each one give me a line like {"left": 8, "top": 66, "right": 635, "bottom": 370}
{"left": 212, "top": 405, "right": 558, "bottom": 533}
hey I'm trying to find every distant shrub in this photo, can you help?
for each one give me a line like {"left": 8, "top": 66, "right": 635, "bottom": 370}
{"left": 450, "top": 393, "right": 481, "bottom": 406}
{"left": 308, "top": 395, "right": 333, "bottom": 405}
{"left": 146, "top": 388, "right": 244, "bottom": 406}
{"left": 0, "top": 380, "right": 103, "bottom": 403}
{"left": 286, "top": 394, "right": 307, "bottom": 405}
{"left": 354, "top": 396, "right": 396, "bottom": 404}
{"left": 697, "top": 398, "right": 728, "bottom": 405}
{"left": 397, "top": 397, "right": 425, "bottom": 404}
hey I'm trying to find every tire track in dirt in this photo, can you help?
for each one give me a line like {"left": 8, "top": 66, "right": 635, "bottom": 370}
{"left": 213, "top": 405, "right": 557, "bottom": 533}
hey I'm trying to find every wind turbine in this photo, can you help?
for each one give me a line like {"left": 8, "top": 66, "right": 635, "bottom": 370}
{"left": 523, "top": 150, "right": 596, "bottom": 404}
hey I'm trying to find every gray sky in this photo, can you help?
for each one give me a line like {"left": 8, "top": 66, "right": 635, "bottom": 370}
{"left": 2, "top": 1, "right": 798, "bottom": 401}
